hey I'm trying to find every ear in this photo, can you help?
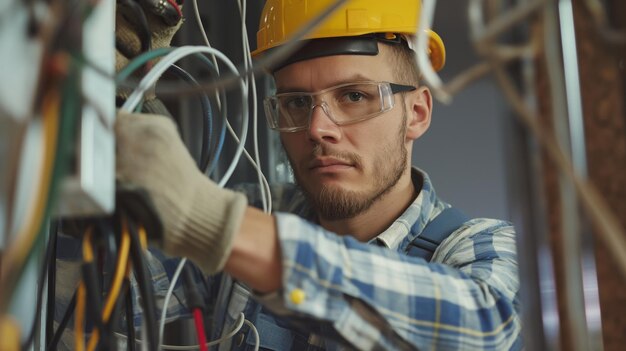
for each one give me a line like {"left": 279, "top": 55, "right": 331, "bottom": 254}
{"left": 405, "top": 86, "right": 432, "bottom": 141}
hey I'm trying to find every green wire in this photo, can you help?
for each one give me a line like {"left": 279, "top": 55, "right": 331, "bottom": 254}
{"left": 4, "top": 59, "right": 82, "bottom": 311}
{"left": 115, "top": 47, "right": 175, "bottom": 84}
{"left": 117, "top": 47, "right": 175, "bottom": 113}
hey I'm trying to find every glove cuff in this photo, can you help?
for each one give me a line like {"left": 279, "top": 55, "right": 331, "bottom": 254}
{"left": 165, "top": 176, "right": 248, "bottom": 273}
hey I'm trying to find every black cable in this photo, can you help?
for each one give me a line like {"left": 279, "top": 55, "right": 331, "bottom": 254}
{"left": 166, "top": 64, "right": 213, "bottom": 170}
{"left": 46, "top": 289, "right": 77, "bottom": 351}
{"left": 126, "top": 215, "right": 159, "bottom": 350}
{"left": 45, "top": 221, "right": 58, "bottom": 347}
{"left": 20, "top": 221, "right": 58, "bottom": 350}
{"left": 81, "top": 234, "right": 105, "bottom": 346}
{"left": 181, "top": 264, "right": 204, "bottom": 311}
{"left": 98, "top": 219, "right": 121, "bottom": 350}
{"left": 117, "top": 0, "right": 152, "bottom": 55}
{"left": 125, "top": 278, "right": 136, "bottom": 351}
{"left": 98, "top": 219, "right": 118, "bottom": 290}
{"left": 182, "top": 263, "right": 211, "bottom": 341}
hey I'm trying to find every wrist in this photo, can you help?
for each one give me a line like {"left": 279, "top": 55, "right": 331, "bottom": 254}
{"left": 225, "top": 208, "right": 282, "bottom": 293}
{"left": 165, "top": 176, "right": 248, "bottom": 273}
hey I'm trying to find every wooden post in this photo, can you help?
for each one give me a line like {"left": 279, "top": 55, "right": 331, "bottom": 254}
{"left": 535, "top": 0, "right": 626, "bottom": 349}
{"left": 574, "top": 0, "right": 626, "bottom": 349}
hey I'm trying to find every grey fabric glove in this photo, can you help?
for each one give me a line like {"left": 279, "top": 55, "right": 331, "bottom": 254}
{"left": 115, "top": 111, "right": 248, "bottom": 273}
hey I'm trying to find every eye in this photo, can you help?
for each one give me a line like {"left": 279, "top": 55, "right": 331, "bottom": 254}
{"left": 284, "top": 96, "right": 309, "bottom": 109}
{"left": 345, "top": 91, "right": 365, "bottom": 102}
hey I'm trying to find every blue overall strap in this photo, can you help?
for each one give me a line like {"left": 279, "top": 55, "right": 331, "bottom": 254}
{"left": 406, "top": 207, "right": 468, "bottom": 261}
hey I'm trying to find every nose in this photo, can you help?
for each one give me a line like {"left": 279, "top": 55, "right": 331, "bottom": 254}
{"left": 306, "top": 104, "right": 342, "bottom": 144}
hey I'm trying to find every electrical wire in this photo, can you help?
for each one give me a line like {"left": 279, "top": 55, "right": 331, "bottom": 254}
{"left": 166, "top": 64, "right": 214, "bottom": 170}
{"left": 140, "top": 319, "right": 148, "bottom": 351}
{"left": 19, "top": 221, "right": 58, "bottom": 350}
{"left": 124, "top": 278, "right": 136, "bottom": 351}
{"left": 126, "top": 216, "right": 159, "bottom": 351}
{"left": 116, "top": 47, "right": 175, "bottom": 84}
{"left": 120, "top": 0, "right": 350, "bottom": 98}
{"left": 145, "top": 44, "right": 255, "bottom": 351}
{"left": 224, "top": 121, "right": 272, "bottom": 212}
{"left": 117, "top": 47, "right": 231, "bottom": 176}
{"left": 158, "top": 257, "right": 187, "bottom": 349}
{"left": 243, "top": 319, "right": 260, "bottom": 351}
{"left": 190, "top": 0, "right": 234, "bottom": 181}
{"left": 103, "top": 228, "right": 131, "bottom": 321}
{"left": 191, "top": 0, "right": 223, "bottom": 112}
{"left": 0, "top": 90, "right": 61, "bottom": 312}
{"left": 75, "top": 282, "right": 86, "bottom": 351}
{"left": 138, "top": 224, "right": 148, "bottom": 250}
{"left": 81, "top": 227, "right": 108, "bottom": 350}
{"left": 238, "top": 0, "right": 271, "bottom": 214}
{"left": 192, "top": 309, "right": 208, "bottom": 351}
{"left": 46, "top": 288, "right": 77, "bottom": 351}
{"left": 191, "top": 0, "right": 211, "bottom": 52}
{"left": 45, "top": 221, "right": 59, "bottom": 347}
{"left": 118, "top": 312, "right": 248, "bottom": 350}
{"left": 1, "top": 57, "right": 82, "bottom": 313}
{"left": 85, "top": 223, "right": 132, "bottom": 351}
{"left": 207, "top": 107, "right": 228, "bottom": 176}
{"left": 119, "top": 45, "right": 249, "bottom": 187}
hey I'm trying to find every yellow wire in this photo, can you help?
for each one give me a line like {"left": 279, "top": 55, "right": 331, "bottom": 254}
{"left": 75, "top": 282, "right": 86, "bottom": 351}
{"left": 82, "top": 227, "right": 95, "bottom": 263}
{"left": 103, "top": 221, "right": 131, "bottom": 321}
{"left": 138, "top": 225, "right": 148, "bottom": 250}
{"left": 86, "top": 219, "right": 132, "bottom": 351}
{"left": 0, "top": 90, "right": 61, "bottom": 311}
{"left": 78, "top": 228, "right": 97, "bottom": 351}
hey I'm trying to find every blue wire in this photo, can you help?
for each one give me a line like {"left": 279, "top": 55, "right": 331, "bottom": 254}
{"left": 191, "top": 54, "right": 229, "bottom": 177}
{"left": 208, "top": 97, "right": 227, "bottom": 178}
{"left": 167, "top": 64, "right": 213, "bottom": 170}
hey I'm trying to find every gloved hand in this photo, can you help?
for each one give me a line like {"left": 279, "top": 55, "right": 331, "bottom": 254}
{"left": 115, "top": 0, "right": 184, "bottom": 73}
{"left": 115, "top": 0, "right": 185, "bottom": 116}
{"left": 115, "top": 111, "right": 248, "bottom": 273}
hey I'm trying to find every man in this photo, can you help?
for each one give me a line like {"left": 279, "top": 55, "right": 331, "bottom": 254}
{"left": 116, "top": 0, "right": 522, "bottom": 349}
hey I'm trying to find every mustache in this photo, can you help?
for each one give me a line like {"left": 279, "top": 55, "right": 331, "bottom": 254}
{"left": 306, "top": 144, "right": 363, "bottom": 168}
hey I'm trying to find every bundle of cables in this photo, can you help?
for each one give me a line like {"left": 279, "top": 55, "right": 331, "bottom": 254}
{"left": 43, "top": 188, "right": 162, "bottom": 351}
{"left": 3, "top": 0, "right": 360, "bottom": 349}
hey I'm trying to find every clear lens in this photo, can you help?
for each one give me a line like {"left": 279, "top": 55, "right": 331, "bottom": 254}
{"left": 265, "top": 82, "right": 398, "bottom": 132}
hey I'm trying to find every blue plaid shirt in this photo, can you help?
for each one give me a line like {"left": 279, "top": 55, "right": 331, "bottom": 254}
{"left": 54, "top": 168, "right": 521, "bottom": 350}
{"left": 229, "top": 167, "right": 522, "bottom": 350}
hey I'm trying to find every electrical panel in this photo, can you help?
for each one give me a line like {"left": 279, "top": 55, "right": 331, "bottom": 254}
{"left": 54, "top": 0, "right": 116, "bottom": 218}
{"left": 0, "top": 0, "right": 116, "bottom": 251}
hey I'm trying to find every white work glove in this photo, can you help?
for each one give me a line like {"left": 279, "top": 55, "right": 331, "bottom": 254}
{"left": 115, "top": 112, "right": 248, "bottom": 273}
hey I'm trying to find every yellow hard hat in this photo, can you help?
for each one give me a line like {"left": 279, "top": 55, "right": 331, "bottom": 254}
{"left": 252, "top": 0, "right": 446, "bottom": 71}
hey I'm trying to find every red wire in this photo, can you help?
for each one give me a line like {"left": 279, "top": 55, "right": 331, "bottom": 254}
{"left": 165, "top": 0, "right": 183, "bottom": 19}
{"left": 193, "top": 308, "right": 208, "bottom": 351}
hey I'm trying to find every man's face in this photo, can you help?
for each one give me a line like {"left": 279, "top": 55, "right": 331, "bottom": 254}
{"left": 274, "top": 45, "right": 412, "bottom": 221}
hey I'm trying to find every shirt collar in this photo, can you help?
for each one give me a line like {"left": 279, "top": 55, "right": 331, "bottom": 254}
{"left": 375, "top": 167, "right": 446, "bottom": 252}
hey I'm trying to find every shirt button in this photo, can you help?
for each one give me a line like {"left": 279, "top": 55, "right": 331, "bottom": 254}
{"left": 289, "top": 288, "right": 306, "bottom": 305}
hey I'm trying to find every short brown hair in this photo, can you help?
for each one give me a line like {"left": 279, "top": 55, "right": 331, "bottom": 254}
{"left": 387, "top": 43, "right": 421, "bottom": 87}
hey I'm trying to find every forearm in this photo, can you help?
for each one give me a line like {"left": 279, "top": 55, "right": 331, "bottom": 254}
{"left": 224, "top": 207, "right": 282, "bottom": 293}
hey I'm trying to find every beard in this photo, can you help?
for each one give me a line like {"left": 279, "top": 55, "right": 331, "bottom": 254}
{"left": 286, "top": 114, "right": 408, "bottom": 221}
